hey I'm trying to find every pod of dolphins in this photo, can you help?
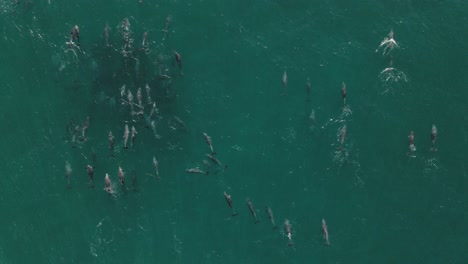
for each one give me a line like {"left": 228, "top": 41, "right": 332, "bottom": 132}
{"left": 61, "top": 22, "right": 438, "bottom": 248}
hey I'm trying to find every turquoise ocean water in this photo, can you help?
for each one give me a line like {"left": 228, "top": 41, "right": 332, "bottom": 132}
{"left": 0, "top": 0, "right": 467, "bottom": 263}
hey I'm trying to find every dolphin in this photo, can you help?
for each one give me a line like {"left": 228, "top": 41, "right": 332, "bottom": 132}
{"left": 224, "top": 192, "right": 238, "bottom": 216}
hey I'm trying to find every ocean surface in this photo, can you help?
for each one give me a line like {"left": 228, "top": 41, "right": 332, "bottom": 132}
{"left": 0, "top": 0, "right": 467, "bottom": 263}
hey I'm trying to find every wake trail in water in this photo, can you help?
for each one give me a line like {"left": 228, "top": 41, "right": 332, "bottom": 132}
{"left": 89, "top": 216, "right": 115, "bottom": 258}
{"left": 378, "top": 67, "right": 408, "bottom": 95}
